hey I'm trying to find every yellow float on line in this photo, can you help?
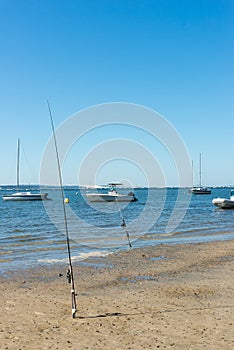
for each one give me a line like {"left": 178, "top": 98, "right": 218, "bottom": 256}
{"left": 64, "top": 198, "right": 70, "bottom": 203}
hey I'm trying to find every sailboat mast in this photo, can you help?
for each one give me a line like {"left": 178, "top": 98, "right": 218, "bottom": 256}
{"left": 191, "top": 159, "right": 194, "bottom": 187}
{"left": 199, "top": 153, "right": 202, "bottom": 187}
{"left": 16, "top": 139, "right": 20, "bottom": 190}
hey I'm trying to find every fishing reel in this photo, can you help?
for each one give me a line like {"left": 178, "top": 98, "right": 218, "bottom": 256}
{"left": 66, "top": 269, "right": 71, "bottom": 284}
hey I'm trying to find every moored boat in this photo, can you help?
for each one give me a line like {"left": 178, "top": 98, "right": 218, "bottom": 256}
{"left": 190, "top": 186, "right": 211, "bottom": 195}
{"left": 3, "top": 191, "right": 48, "bottom": 201}
{"left": 2, "top": 139, "right": 49, "bottom": 201}
{"left": 86, "top": 183, "right": 138, "bottom": 202}
{"left": 189, "top": 153, "right": 211, "bottom": 195}
{"left": 212, "top": 190, "right": 234, "bottom": 209}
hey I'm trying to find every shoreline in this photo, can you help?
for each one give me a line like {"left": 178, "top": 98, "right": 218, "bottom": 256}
{"left": 1, "top": 240, "right": 234, "bottom": 349}
{"left": 1, "top": 233, "right": 234, "bottom": 278}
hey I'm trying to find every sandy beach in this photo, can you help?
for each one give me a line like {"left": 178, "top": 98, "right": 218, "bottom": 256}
{"left": 0, "top": 240, "right": 234, "bottom": 350}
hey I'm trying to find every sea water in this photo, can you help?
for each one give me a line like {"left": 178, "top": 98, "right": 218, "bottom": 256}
{"left": 0, "top": 186, "right": 234, "bottom": 275}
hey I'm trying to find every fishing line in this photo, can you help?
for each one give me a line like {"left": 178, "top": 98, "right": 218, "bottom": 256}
{"left": 47, "top": 101, "right": 77, "bottom": 318}
{"left": 115, "top": 197, "right": 132, "bottom": 249}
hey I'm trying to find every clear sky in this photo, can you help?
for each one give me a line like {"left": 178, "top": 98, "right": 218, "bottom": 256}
{"left": 0, "top": 0, "right": 233, "bottom": 187}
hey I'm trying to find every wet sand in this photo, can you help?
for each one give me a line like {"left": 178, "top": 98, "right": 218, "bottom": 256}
{"left": 1, "top": 240, "right": 234, "bottom": 349}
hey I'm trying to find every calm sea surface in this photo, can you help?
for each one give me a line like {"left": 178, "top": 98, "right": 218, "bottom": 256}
{"left": 1, "top": 186, "right": 234, "bottom": 275}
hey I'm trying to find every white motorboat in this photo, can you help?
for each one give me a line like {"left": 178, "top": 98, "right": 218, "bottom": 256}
{"left": 2, "top": 139, "right": 49, "bottom": 201}
{"left": 212, "top": 190, "right": 234, "bottom": 209}
{"left": 189, "top": 153, "right": 211, "bottom": 195}
{"left": 3, "top": 191, "right": 48, "bottom": 201}
{"left": 86, "top": 183, "right": 138, "bottom": 203}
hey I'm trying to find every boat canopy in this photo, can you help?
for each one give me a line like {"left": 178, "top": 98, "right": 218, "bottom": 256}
{"left": 108, "top": 183, "right": 123, "bottom": 186}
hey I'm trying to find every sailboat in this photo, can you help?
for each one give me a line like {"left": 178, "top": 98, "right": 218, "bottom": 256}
{"left": 2, "top": 139, "right": 49, "bottom": 201}
{"left": 190, "top": 153, "right": 211, "bottom": 195}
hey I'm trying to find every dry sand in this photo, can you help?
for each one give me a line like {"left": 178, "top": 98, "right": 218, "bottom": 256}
{"left": 0, "top": 240, "right": 234, "bottom": 349}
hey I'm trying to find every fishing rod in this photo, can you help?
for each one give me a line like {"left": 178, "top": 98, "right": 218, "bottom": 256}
{"left": 115, "top": 197, "right": 132, "bottom": 249}
{"left": 47, "top": 101, "right": 77, "bottom": 318}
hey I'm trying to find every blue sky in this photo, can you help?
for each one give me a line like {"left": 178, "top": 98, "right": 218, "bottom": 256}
{"left": 0, "top": 0, "right": 233, "bottom": 187}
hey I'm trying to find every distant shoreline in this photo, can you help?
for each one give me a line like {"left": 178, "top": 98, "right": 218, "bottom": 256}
{"left": 1, "top": 184, "right": 234, "bottom": 189}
